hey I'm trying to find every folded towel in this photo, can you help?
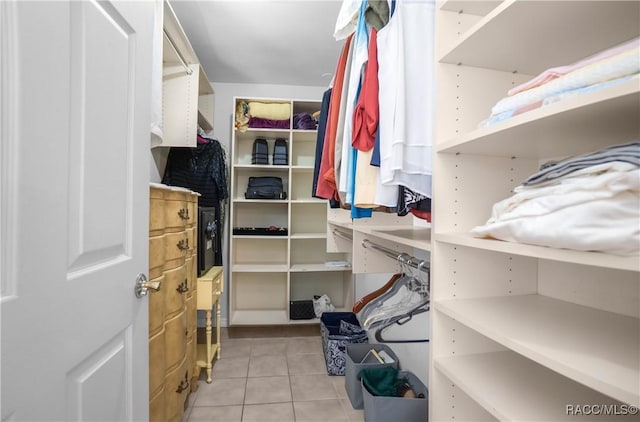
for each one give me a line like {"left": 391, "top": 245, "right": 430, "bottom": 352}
{"left": 247, "top": 101, "right": 291, "bottom": 121}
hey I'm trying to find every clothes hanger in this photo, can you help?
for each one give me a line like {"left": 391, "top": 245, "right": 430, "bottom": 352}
{"left": 352, "top": 272, "right": 402, "bottom": 313}
{"left": 358, "top": 253, "right": 413, "bottom": 323}
{"left": 373, "top": 301, "right": 430, "bottom": 343}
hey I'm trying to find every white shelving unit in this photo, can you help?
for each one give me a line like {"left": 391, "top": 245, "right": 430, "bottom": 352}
{"left": 155, "top": 0, "right": 214, "bottom": 148}
{"left": 432, "top": 1, "right": 640, "bottom": 420}
{"left": 228, "top": 97, "right": 353, "bottom": 325}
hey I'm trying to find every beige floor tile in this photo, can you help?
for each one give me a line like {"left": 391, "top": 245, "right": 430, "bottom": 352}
{"left": 285, "top": 337, "right": 322, "bottom": 355}
{"left": 293, "top": 399, "right": 349, "bottom": 422}
{"left": 290, "top": 374, "right": 339, "bottom": 402}
{"left": 187, "top": 405, "right": 243, "bottom": 422}
{"left": 244, "top": 376, "right": 292, "bottom": 405}
{"left": 339, "top": 398, "right": 365, "bottom": 422}
{"left": 250, "top": 339, "right": 288, "bottom": 356}
{"left": 286, "top": 353, "right": 326, "bottom": 375}
{"left": 242, "top": 402, "right": 295, "bottom": 422}
{"left": 211, "top": 356, "right": 249, "bottom": 378}
{"left": 220, "top": 339, "right": 252, "bottom": 359}
{"left": 329, "top": 375, "right": 349, "bottom": 399}
{"left": 248, "top": 355, "right": 288, "bottom": 377}
{"left": 193, "top": 378, "right": 246, "bottom": 407}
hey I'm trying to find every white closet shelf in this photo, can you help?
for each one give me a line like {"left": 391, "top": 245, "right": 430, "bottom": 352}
{"left": 233, "top": 164, "right": 288, "bottom": 170}
{"left": 232, "top": 199, "right": 289, "bottom": 204}
{"left": 231, "top": 264, "right": 289, "bottom": 272}
{"left": 292, "top": 129, "right": 318, "bottom": 134}
{"left": 435, "top": 351, "right": 637, "bottom": 421}
{"left": 290, "top": 264, "right": 352, "bottom": 272}
{"left": 230, "top": 310, "right": 288, "bottom": 326}
{"left": 328, "top": 221, "right": 354, "bottom": 231}
{"left": 291, "top": 199, "right": 325, "bottom": 204}
{"left": 290, "top": 233, "right": 327, "bottom": 240}
{"left": 359, "top": 226, "right": 432, "bottom": 252}
{"left": 439, "top": 0, "right": 640, "bottom": 74}
{"left": 436, "top": 80, "right": 640, "bottom": 159}
{"left": 435, "top": 233, "right": 640, "bottom": 272}
{"left": 439, "top": 0, "right": 501, "bottom": 16}
{"left": 291, "top": 166, "right": 315, "bottom": 171}
{"left": 435, "top": 295, "right": 640, "bottom": 406}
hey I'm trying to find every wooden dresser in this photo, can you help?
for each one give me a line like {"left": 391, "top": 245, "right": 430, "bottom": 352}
{"left": 148, "top": 184, "right": 199, "bottom": 422}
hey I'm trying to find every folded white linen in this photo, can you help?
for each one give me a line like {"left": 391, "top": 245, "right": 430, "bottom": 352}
{"left": 471, "top": 168, "right": 640, "bottom": 255}
{"left": 491, "top": 48, "right": 640, "bottom": 116}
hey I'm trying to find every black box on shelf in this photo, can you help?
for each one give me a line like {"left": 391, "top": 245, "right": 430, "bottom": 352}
{"left": 289, "top": 300, "right": 315, "bottom": 320}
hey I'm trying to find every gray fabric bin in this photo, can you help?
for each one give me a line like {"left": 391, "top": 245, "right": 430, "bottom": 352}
{"left": 345, "top": 344, "right": 400, "bottom": 409}
{"left": 362, "top": 371, "right": 428, "bottom": 422}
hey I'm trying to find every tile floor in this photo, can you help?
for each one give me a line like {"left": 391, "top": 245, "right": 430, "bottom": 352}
{"left": 185, "top": 326, "right": 364, "bottom": 422}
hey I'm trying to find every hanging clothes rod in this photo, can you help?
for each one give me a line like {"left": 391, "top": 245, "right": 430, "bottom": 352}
{"left": 361, "top": 239, "right": 429, "bottom": 273}
{"left": 332, "top": 228, "right": 353, "bottom": 241}
{"left": 163, "top": 29, "right": 194, "bottom": 75}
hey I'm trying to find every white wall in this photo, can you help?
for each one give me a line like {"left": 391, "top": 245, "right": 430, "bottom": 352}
{"left": 206, "top": 82, "right": 328, "bottom": 327}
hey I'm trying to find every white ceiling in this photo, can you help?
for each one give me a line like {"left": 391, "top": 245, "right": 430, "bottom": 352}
{"left": 171, "top": 0, "right": 344, "bottom": 87}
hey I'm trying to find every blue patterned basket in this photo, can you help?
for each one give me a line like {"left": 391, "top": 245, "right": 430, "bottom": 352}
{"left": 320, "top": 312, "right": 369, "bottom": 376}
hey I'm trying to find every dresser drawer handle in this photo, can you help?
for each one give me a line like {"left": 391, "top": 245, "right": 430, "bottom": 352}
{"left": 175, "top": 371, "right": 189, "bottom": 394}
{"left": 176, "top": 280, "right": 189, "bottom": 294}
{"left": 178, "top": 208, "right": 190, "bottom": 220}
{"left": 176, "top": 239, "right": 189, "bottom": 251}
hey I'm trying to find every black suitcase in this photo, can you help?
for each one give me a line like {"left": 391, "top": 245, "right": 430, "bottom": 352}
{"left": 252, "top": 138, "right": 269, "bottom": 165}
{"left": 273, "top": 138, "right": 288, "bottom": 165}
{"left": 244, "top": 176, "right": 287, "bottom": 200}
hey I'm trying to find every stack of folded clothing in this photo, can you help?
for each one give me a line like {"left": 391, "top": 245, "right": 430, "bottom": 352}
{"left": 481, "top": 37, "right": 640, "bottom": 127}
{"left": 235, "top": 101, "right": 291, "bottom": 132}
{"left": 471, "top": 141, "right": 640, "bottom": 255}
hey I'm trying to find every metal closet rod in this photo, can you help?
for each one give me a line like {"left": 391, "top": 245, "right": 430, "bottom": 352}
{"left": 361, "top": 239, "right": 429, "bottom": 273}
{"left": 163, "top": 29, "right": 194, "bottom": 75}
{"left": 332, "top": 228, "right": 353, "bottom": 241}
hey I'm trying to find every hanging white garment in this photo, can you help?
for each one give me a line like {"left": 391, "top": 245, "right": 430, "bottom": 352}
{"left": 334, "top": 0, "right": 361, "bottom": 40}
{"left": 338, "top": 3, "right": 369, "bottom": 203}
{"left": 376, "top": 0, "right": 435, "bottom": 203}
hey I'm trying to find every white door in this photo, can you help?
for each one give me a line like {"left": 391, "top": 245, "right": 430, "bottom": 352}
{"left": 1, "top": 1, "right": 153, "bottom": 420}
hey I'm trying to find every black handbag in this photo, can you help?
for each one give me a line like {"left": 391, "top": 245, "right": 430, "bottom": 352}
{"left": 245, "top": 176, "right": 287, "bottom": 200}
{"left": 290, "top": 300, "right": 315, "bottom": 320}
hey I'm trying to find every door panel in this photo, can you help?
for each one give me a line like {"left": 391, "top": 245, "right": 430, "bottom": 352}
{"left": 1, "top": 1, "right": 154, "bottom": 420}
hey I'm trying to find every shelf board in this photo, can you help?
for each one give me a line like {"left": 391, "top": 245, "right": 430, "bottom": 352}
{"left": 233, "top": 164, "right": 289, "bottom": 170}
{"left": 196, "top": 343, "right": 219, "bottom": 367}
{"left": 290, "top": 233, "right": 327, "bottom": 240}
{"left": 436, "top": 79, "right": 640, "bottom": 159}
{"left": 292, "top": 129, "right": 317, "bottom": 134}
{"left": 291, "top": 198, "right": 325, "bottom": 204}
{"left": 439, "top": 0, "right": 640, "bottom": 74}
{"left": 328, "top": 221, "right": 354, "bottom": 230}
{"left": 232, "top": 235, "right": 288, "bottom": 240}
{"left": 355, "top": 226, "right": 432, "bottom": 252}
{"left": 290, "top": 263, "right": 352, "bottom": 272}
{"left": 435, "top": 294, "right": 640, "bottom": 406}
{"left": 230, "top": 310, "right": 289, "bottom": 326}
{"left": 232, "top": 198, "right": 289, "bottom": 204}
{"left": 231, "top": 264, "right": 289, "bottom": 272}
{"left": 435, "top": 351, "right": 635, "bottom": 421}
{"left": 435, "top": 232, "right": 640, "bottom": 272}
{"left": 440, "top": 0, "right": 502, "bottom": 16}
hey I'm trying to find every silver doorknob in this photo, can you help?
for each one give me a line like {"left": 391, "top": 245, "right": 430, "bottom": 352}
{"left": 135, "top": 273, "right": 161, "bottom": 298}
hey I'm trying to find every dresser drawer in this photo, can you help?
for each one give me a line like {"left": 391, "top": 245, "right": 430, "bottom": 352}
{"left": 163, "top": 231, "right": 190, "bottom": 268}
{"left": 165, "top": 357, "right": 189, "bottom": 422}
{"left": 164, "top": 199, "right": 191, "bottom": 231}
{"left": 164, "top": 311, "right": 187, "bottom": 372}
{"left": 164, "top": 265, "right": 187, "bottom": 319}
{"left": 149, "top": 330, "right": 166, "bottom": 399}
{"left": 148, "top": 273, "right": 166, "bottom": 336}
